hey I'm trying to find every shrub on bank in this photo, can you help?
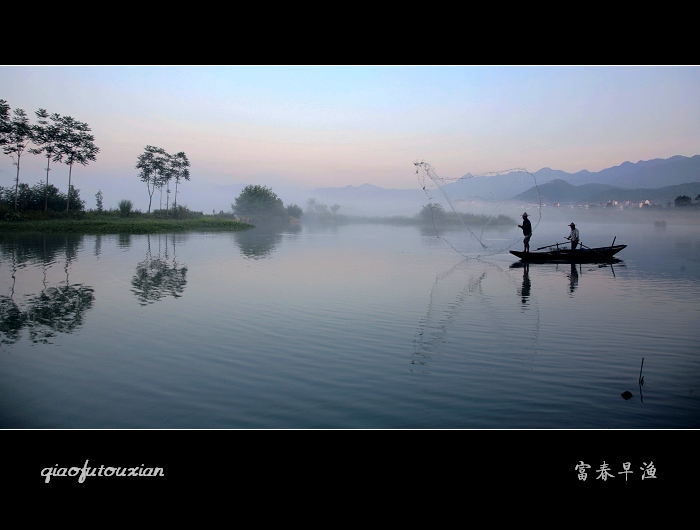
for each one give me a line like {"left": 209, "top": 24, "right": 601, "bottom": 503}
{"left": 118, "top": 199, "right": 133, "bottom": 217}
{"left": 0, "top": 182, "right": 85, "bottom": 214}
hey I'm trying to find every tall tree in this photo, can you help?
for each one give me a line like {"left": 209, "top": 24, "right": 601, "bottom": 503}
{"left": 136, "top": 145, "right": 169, "bottom": 214}
{"left": 162, "top": 153, "right": 175, "bottom": 211}
{"left": 171, "top": 151, "right": 190, "bottom": 210}
{"left": 56, "top": 116, "right": 99, "bottom": 211}
{"left": 29, "top": 109, "right": 62, "bottom": 211}
{"left": 1, "top": 107, "right": 33, "bottom": 212}
{"left": 0, "top": 100, "right": 11, "bottom": 145}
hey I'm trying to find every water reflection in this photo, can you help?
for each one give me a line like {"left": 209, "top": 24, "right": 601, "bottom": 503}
{"left": 24, "top": 284, "right": 95, "bottom": 344}
{"left": 412, "top": 258, "right": 540, "bottom": 372}
{"left": 0, "top": 296, "right": 26, "bottom": 344}
{"left": 567, "top": 264, "right": 579, "bottom": 294}
{"left": 412, "top": 260, "right": 479, "bottom": 373}
{"left": 0, "top": 232, "right": 82, "bottom": 269}
{"left": 131, "top": 234, "right": 188, "bottom": 306}
{"left": 0, "top": 233, "right": 95, "bottom": 345}
{"left": 118, "top": 233, "right": 131, "bottom": 249}
{"left": 510, "top": 259, "right": 623, "bottom": 295}
{"left": 232, "top": 223, "right": 300, "bottom": 260}
{"left": 518, "top": 263, "right": 531, "bottom": 304}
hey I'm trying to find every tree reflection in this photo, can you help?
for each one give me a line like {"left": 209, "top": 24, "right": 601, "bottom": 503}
{"left": 0, "top": 233, "right": 95, "bottom": 345}
{"left": 232, "top": 223, "right": 299, "bottom": 260}
{"left": 131, "top": 234, "right": 188, "bottom": 305}
{"left": 0, "top": 232, "right": 83, "bottom": 268}
{"left": 26, "top": 285, "right": 95, "bottom": 343}
{"left": 0, "top": 296, "right": 27, "bottom": 345}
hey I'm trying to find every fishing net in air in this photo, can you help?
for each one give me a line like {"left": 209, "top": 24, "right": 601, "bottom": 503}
{"left": 415, "top": 161, "right": 543, "bottom": 259}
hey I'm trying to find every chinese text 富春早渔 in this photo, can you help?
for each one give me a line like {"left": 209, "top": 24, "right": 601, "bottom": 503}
{"left": 575, "top": 461, "right": 657, "bottom": 481}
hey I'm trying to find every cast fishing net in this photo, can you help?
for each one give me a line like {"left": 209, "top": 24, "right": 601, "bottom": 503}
{"left": 415, "top": 161, "right": 543, "bottom": 259}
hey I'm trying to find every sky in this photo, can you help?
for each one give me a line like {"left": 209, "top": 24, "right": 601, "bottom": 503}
{"left": 1, "top": 66, "right": 699, "bottom": 212}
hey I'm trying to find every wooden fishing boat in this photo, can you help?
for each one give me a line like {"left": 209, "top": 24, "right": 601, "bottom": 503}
{"left": 510, "top": 244, "right": 626, "bottom": 263}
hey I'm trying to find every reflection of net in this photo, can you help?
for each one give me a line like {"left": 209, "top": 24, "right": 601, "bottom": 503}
{"left": 412, "top": 259, "right": 540, "bottom": 374}
{"left": 415, "top": 161, "right": 542, "bottom": 259}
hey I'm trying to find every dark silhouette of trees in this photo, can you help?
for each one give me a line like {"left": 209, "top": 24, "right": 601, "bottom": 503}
{"left": 233, "top": 185, "right": 287, "bottom": 220}
{"left": 1, "top": 106, "right": 33, "bottom": 211}
{"left": 675, "top": 195, "right": 692, "bottom": 207}
{"left": 0, "top": 182, "right": 83, "bottom": 212}
{"left": 286, "top": 203, "right": 303, "bottom": 218}
{"left": 137, "top": 145, "right": 169, "bottom": 214}
{"left": 171, "top": 151, "right": 190, "bottom": 210}
{"left": 420, "top": 203, "right": 447, "bottom": 224}
{"left": 0, "top": 99, "right": 10, "bottom": 145}
{"left": 55, "top": 116, "right": 99, "bottom": 211}
{"left": 137, "top": 146, "right": 190, "bottom": 214}
{"left": 29, "top": 109, "right": 62, "bottom": 211}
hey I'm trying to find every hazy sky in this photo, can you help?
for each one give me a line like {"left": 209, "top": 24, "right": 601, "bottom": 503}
{"left": 1, "top": 66, "right": 699, "bottom": 210}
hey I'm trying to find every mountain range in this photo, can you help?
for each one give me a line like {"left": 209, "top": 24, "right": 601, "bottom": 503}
{"left": 303, "top": 155, "right": 700, "bottom": 213}
{"left": 513, "top": 179, "right": 700, "bottom": 205}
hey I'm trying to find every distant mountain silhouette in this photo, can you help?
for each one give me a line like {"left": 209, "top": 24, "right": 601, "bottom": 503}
{"left": 562, "top": 155, "right": 700, "bottom": 188}
{"left": 514, "top": 180, "right": 617, "bottom": 203}
{"left": 514, "top": 179, "right": 700, "bottom": 205}
{"left": 412, "top": 155, "right": 700, "bottom": 204}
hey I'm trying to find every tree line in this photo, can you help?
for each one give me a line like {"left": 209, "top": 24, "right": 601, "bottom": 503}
{"left": 0, "top": 99, "right": 98, "bottom": 213}
{"left": 674, "top": 194, "right": 700, "bottom": 207}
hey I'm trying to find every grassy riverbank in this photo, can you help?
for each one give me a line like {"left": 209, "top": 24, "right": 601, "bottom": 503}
{"left": 0, "top": 216, "right": 254, "bottom": 234}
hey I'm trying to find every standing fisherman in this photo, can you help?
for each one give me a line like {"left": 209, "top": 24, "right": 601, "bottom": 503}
{"left": 518, "top": 212, "right": 532, "bottom": 252}
{"left": 566, "top": 222, "right": 579, "bottom": 250}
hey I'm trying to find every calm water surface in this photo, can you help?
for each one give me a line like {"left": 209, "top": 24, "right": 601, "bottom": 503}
{"left": 1, "top": 216, "right": 699, "bottom": 428}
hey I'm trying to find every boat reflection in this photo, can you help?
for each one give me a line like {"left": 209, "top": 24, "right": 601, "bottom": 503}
{"left": 510, "top": 258, "right": 623, "bottom": 296}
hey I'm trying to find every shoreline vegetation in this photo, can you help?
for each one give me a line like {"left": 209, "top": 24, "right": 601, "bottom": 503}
{"left": 0, "top": 216, "right": 254, "bottom": 234}
{"left": 0, "top": 212, "right": 516, "bottom": 234}
{"left": 2, "top": 181, "right": 697, "bottom": 235}
{"left": 3, "top": 205, "right": 698, "bottom": 234}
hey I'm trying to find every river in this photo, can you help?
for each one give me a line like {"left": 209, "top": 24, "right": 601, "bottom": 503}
{"left": 1, "top": 213, "right": 699, "bottom": 428}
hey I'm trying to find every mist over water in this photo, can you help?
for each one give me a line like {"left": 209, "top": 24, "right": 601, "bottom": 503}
{"left": 0, "top": 212, "right": 699, "bottom": 428}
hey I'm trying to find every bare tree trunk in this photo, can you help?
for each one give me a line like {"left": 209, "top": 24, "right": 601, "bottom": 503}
{"left": 13, "top": 156, "right": 20, "bottom": 212}
{"left": 45, "top": 157, "right": 51, "bottom": 211}
{"left": 148, "top": 181, "right": 155, "bottom": 214}
{"left": 66, "top": 164, "right": 73, "bottom": 211}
